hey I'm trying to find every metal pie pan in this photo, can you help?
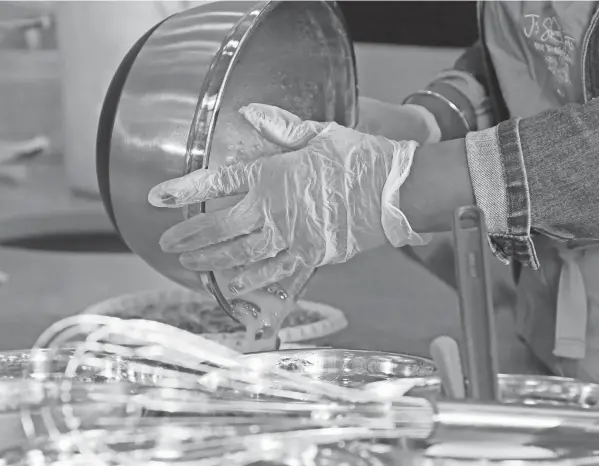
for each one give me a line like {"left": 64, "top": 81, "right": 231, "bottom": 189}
{"left": 241, "top": 348, "right": 441, "bottom": 399}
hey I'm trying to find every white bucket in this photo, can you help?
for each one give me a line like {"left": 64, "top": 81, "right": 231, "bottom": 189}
{"left": 55, "top": 1, "right": 202, "bottom": 197}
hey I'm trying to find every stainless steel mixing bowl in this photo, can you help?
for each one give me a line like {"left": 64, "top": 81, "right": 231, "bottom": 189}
{"left": 96, "top": 1, "right": 358, "bottom": 312}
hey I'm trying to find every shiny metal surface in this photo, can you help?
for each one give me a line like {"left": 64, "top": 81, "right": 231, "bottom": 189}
{"left": 411, "top": 375, "right": 599, "bottom": 465}
{"left": 242, "top": 348, "right": 599, "bottom": 408}
{"left": 2, "top": 350, "right": 599, "bottom": 465}
{"left": 0, "top": 349, "right": 165, "bottom": 387}
{"left": 242, "top": 348, "right": 441, "bottom": 398}
{"left": 497, "top": 373, "right": 599, "bottom": 408}
{"left": 0, "top": 441, "right": 396, "bottom": 466}
{"left": 410, "top": 448, "right": 599, "bottom": 466}
{"left": 3, "top": 350, "right": 598, "bottom": 409}
{"left": 97, "top": 1, "right": 357, "bottom": 312}
{"left": 425, "top": 400, "right": 599, "bottom": 463}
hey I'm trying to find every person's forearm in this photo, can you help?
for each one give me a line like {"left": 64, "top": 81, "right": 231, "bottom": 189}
{"left": 400, "top": 138, "right": 475, "bottom": 233}
{"left": 403, "top": 41, "right": 495, "bottom": 141}
{"left": 403, "top": 84, "right": 475, "bottom": 141}
{"left": 357, "top": 96, "right": 436, "bottom": 144}
{"left": 408, "top": 99, "right": 599, "bottom": 272}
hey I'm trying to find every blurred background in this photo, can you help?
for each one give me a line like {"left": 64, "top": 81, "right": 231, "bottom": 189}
{"left": 0, "top": 1, "right": 534, "bottom": 372}
{"left": 0, "top": 1, "right": 477, "bottom": 165}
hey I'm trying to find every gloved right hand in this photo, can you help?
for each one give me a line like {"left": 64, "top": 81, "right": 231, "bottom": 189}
{"left": 150, "top": 104, "right": 431, "bottom": 294}
{"left": 357, "top": 96, "right": 441, "bottom": 144}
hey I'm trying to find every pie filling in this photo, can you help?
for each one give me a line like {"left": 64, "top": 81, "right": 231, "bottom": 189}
{"left": 102, "top": 301, "right": 324, "bottom": 336}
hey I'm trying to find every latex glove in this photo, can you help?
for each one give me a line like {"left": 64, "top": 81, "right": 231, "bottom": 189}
{"left": 149, "top": 104, "right": 430, "bottom": 293}
{"left": 357, "top": 96, "right": 441, "bottom": 144}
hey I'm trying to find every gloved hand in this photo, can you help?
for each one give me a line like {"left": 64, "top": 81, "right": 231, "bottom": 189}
{"left": 357, "top": 96, "right": 441, "bottom": 144}
{"left": 149, "top": 104, "right": 431, "bottom": 293}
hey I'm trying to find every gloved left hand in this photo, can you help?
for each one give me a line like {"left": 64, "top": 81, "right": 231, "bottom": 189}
{"left": 149, "top": 104, "right": 430, "bottom": 294}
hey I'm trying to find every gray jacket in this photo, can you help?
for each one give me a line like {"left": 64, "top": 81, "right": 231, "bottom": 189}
{"left": 452, "top": 2, "right": 599, "bottom": 282}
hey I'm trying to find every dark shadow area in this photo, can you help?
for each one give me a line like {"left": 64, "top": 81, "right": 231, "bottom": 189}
{"left": 338, "top": 1, "right": 478, "bottom": 48}
{"left": 0, "top": 232, "right": 132, "bottom": 253}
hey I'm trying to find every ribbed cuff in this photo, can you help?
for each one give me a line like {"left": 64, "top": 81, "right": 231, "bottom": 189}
{"left": 465, "top": 120, "right": 539, "bottom": 269}
{"left": 465, "top": 127, "right": 509, "bottom": 236}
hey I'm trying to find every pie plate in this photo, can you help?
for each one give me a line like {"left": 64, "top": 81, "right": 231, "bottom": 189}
{"left": 80, "top": 288, "right": 348, "bottom": 351}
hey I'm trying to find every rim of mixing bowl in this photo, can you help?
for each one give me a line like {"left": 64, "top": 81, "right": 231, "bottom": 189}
{"left": 182, "top": 1, "right": 357, "bottom": 313}
{"left": 182, "top": 2, "right": 273, "bottom": 315}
